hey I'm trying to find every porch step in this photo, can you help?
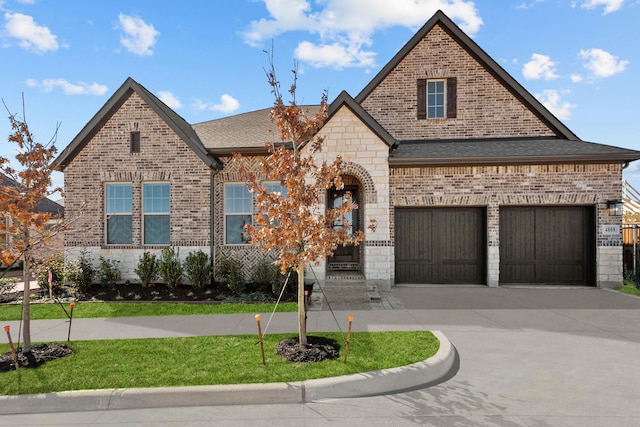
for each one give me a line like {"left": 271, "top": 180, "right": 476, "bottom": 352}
{"left": 325, "top": 271, "right": 365, "bottom": 281}
{"left": 368, "top": 285, "right": 381, "bottom": 301}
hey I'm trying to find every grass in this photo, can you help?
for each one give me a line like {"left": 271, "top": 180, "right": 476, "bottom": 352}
{"left": 0, "top": 331, "right": 439, "bottom": 395}
{"left": 615, "top": 280, "right": 640, "bottom": 296}
{"left": 0, "top": 301, "right": 298, "bottom": 321}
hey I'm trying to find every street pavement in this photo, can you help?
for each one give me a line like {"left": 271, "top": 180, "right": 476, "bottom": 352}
{"left": 1, "top": 286, "right": 640, "bottom": 426}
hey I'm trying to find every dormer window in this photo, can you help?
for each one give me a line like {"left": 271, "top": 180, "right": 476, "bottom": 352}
{"left": 417, "top": 77, "right": 457, "bottom": 120}
{"left": 130, "top": 131, "right": 141, "bottom": 154}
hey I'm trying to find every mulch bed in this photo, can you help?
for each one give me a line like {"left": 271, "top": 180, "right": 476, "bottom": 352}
{"left": 276, "top": 335, "right": 340, "bottom": 363}
{"left": 80, "top": 283, "right": 222, "bottom": 302}
{"left": 0, "top": 343, "right": 73, "bottom": 372}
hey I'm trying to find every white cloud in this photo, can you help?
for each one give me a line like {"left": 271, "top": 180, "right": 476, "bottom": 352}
{"left": 579, "top": 48, "right": 628, "bottom": 78}
{"left": 117, "top": 13, "right": 159, "bottom": 56}
{"left": 295, "top": 40, "right": 376, "bottom": 68}
{"left": 517, "top": 0, "right": 545, "bottom": 9}
{"left": 243, "top": 0, "right": 483, "bottom": 69}
{"left": 578, "top": 0, "right": 625, "bottom": 14}
{"left": 193, "top": 94, "right": 240, "bottom": 114}
{"left": 570, "top": 73, "right": 584, "bottom": 83}
{"left": 536, "top": 89, "right": 576, "bottom": 120}
{"left": 522, "top": 53, "right": 559, "bottom": 80}
{"left": 4, "top": 12, "right": 58, "bottom": 53}
{"left": 157, "top": 91, "right": 182, "bottom": 109}
{"left": 26, "top": 78, "right": 108, "bottom": 95}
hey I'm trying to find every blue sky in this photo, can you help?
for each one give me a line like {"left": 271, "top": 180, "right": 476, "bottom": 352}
{"left": 1, "top": 0, "right": 639, "bottom": 194}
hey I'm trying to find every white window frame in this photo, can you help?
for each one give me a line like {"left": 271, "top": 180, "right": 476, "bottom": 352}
{"left": 224, "top": 183, "right": 253, "bottom": 245}
{"left": 105, "top": 182, "right": 133, "bottom": 245}
{"left": 142, "top": 182, "right": 170, "bottom": 245}
{"left": 427, "top": 79, "right": 446, "bottom": 119}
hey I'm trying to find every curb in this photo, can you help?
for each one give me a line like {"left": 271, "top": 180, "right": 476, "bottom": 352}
{"left": 0, "top": 331, "right": 456, "bottom": 415}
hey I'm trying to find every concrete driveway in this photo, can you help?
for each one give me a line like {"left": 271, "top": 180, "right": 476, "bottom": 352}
{"left": 1, "top": 286, "right": 640, "bottom": 426}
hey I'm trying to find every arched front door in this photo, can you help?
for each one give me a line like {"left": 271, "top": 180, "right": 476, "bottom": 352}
{"left": 327, "top": 186, "right": 360, "bottom": 271}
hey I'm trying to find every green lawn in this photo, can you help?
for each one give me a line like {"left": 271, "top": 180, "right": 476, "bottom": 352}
{"left": 616, "top": 281, "right": 640, "bottom": 296}
{"left": 0, "top": 331, "right": 439, "bottom": 395}
{"left": 0, "top": 301, "right": 298, "bottom": 321}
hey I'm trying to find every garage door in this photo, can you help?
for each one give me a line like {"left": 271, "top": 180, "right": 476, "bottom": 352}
{"left": 395, "top": 207, "right": 486, "bottom": 284}
{"left": 500, "top": 206, "right": 595, "bottom": 286}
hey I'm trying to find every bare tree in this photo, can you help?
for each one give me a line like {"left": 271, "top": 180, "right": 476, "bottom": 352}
{"left": 235, "top": 61, "right": 375, "bottom": 345}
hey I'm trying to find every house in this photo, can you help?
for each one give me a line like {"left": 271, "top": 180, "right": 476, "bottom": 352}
{"left": 54, "top": 10, "right": 640, "bottom": 290}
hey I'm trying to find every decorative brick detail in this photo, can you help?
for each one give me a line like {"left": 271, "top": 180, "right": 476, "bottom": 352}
{"left": 341, "top": 161, "right": 377, "bottom": 204}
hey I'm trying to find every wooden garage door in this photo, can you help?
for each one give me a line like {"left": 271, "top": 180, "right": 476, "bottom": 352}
{"left": 500, "top": 206, "right": 595, "bottom": 286}
{"left": 395, "top": 207, "right": 486, "bottom": 284}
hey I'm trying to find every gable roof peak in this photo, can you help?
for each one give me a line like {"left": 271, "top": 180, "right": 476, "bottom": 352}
{"left": 354, "top": 10, "right": 580, "bottom": 141}
{"left": 53, "top": 77, "right": 222, "bottom": 171}
{"left": 328, "top": 90, "right": 396, "bottom": 148}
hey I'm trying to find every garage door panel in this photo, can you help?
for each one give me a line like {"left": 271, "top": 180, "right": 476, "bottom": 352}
{"left": 395, "top": 207, "right": 486, "bottom": 284}
{"left": 500, "top": 206, "right": 595, "bottom": 286}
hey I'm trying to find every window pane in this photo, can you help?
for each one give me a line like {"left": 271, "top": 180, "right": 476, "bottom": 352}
{"left": 144, "top": 183, "right": 170, "bottom": 213}
{"left": 226, "top": 214, "right": 251, "bottom": 244}
{"left": 144, "top": 215, "right": 170, "bottom": 245}
{"left": 427, "top": 79, "right": 445, "bottom": 118}
{"left": 225, "top": 184, "right": 252, "bottom": 214}
{"left": 106, "top": 184, "right": 132, "bottom": 213}
{"left": 107, "top": 215, "right": 132, "bottom": 244}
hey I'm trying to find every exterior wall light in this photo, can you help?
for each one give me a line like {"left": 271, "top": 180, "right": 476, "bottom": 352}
{"left": 607, "top": 200, "right": 623, "bottom": 216}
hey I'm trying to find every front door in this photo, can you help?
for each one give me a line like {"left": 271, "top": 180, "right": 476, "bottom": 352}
{"left": 328, "top": 186, "right": 360, "bottom": 270}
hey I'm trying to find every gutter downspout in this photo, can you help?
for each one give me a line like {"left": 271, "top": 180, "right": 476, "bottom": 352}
{"left": 210, "top": 169, "right": 220, "bottom": 274}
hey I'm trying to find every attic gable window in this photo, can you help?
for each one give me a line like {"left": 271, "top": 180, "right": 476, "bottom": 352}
{"left": 130, "top": 131, "right": 141, "bottom": 154}
{"left": 417, "top": 77, "right": 457, "bottom": 120}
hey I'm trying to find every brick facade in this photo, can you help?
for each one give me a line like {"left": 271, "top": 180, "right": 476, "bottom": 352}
{"left": 63, "top": 92, "right": 212, "bottom": 279}
{"left": 390, "top": 163, "right": 623, "bottom": 287}
{"left": 361, "top": 23, "right": 556, "bottom": 140}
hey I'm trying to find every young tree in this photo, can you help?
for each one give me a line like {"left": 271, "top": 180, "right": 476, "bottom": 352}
{"left": 1, "top": 101, "right": 61, "bottom": 353}
{"left": 236, "top": 62, "right": 376, "bottom": 346}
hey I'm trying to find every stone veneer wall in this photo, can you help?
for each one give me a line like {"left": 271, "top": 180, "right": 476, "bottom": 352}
{"left": 390, "top": 163, "right": 624, "bottom": 287}
{"left": 312, "top": 106, "right": 393, "bottom": 290}
{"left": 360, "top": 23, "right": 557, "bottom": 140}
{"left": 62, "top": 91, "right": 212, "bottom": 281}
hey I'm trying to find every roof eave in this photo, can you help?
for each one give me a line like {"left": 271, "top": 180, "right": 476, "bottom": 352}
{"left": 389, "top": 154, "right": 640, "bottom": 167}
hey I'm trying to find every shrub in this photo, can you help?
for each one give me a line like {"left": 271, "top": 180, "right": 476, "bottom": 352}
{"left": 135, "top": 251, "right": 159, "bottom": 287}
{"left": 97, "top": 257, "right": 121, "bottom": 287}
{"left": 33, "top": 253, "right": 66, "bottom": 292}
{"left": 215, "top": 255, "right": 245, "bottom": 295}
{"left": 33, "top": 253, "right": 86, "bottom": 296}
{"left": 250, "top": 259, "right": 280, "bottom": 294}
{"left": 273, "top": 267, "right": 298, "bottom": 300}
{"left": 0, "top": 277, "right": 18, "bottom": 302}
{"left": 184, "top": 250, "right": 211, "bottom": 288}
{"left": 158, "top": 247, "right": 183, "bottom": 289}
{"left": 74, "top": 249, "right": 96, "bottom": 292}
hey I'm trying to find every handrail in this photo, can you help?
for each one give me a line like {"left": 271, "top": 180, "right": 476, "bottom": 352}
{"left": 623, "top": 180, "right": 640, "bottom": 203}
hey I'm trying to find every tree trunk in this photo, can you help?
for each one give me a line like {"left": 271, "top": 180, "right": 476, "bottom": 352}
{"left": 22, "top": 248, "right": 31, "bottom": 353}
{"left": 297, "top": 263, "right": 307, "bottom": 346}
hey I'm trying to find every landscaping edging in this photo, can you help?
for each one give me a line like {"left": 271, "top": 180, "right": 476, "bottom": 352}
{"left": 0, "top": 331, "right": 457, "bottom": 414}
